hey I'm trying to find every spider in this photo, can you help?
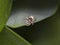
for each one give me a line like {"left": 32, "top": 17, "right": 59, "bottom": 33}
{"left": 25, "top": 16, "right": 36, "bottom": 26}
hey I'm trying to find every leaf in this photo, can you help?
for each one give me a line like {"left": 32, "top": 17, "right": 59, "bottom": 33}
{"left": 0, "top": 0, "right": 13, "bottom": 32}
{"left": 6, "top": 0, "right": 58, "bottom": 28}
{"left": 0, "top": 26, "right": 31, "bottom": 45}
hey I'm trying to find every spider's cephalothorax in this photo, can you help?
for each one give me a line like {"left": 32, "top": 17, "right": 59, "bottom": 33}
{"left": 25, "top": 16, "right": 36, "bottom": 26}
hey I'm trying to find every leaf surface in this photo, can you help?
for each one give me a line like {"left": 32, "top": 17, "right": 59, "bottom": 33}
{"left": 6, "top": 0, "right": 58, "bottom": 28}
{"left": 0, "top": 0, "right": 13, "bottom": 32}
{"left": 0, "top": 27, "right": 31, "bottom": 45}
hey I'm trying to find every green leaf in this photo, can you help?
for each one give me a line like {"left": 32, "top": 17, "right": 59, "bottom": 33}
{"left": 6, "top": 0, "right": 58, "bottom": 28}
{"left": 0, "top": 26, "right": 31, "bottom": 45}
{"left": 0, "top": 0, "right": 13, "bottom": 32}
